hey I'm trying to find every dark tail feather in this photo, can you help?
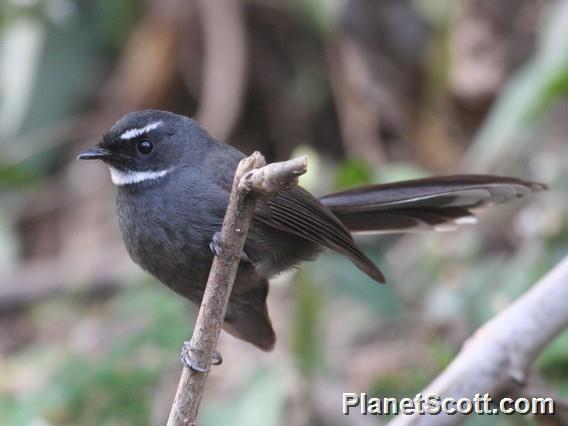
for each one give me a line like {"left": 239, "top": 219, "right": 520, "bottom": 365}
{"left": 224, "top": 278, "right": 276, "bottom": 351}
{"left": 320, "top": 175, "right": 546, "bottom": 234}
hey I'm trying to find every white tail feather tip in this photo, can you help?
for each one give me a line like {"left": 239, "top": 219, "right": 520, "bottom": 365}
{"left": 455, "top": 216, "right": 478, "bottom": 225}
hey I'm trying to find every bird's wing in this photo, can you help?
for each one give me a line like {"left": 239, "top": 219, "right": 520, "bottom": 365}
{"left": 255, "top": 186, "right": 385, "bottom": 283}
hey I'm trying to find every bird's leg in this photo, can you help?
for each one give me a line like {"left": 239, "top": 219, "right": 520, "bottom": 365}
{"left": 209, "top": 231, "right": 252, "bottom": 263}
{"left": 180, "top": 341, "right": 223, "bottom": 372}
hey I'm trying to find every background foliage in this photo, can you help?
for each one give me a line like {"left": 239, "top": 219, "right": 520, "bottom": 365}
{"left": 1, "top": 0, "right": 567, "bottom": 424}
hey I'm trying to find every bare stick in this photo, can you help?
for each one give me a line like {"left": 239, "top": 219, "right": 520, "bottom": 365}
{"left": 167, "top": 152, "right": 308, "bottom": 426}
{"left": 388, "top": 255, "right": 568, "bottom": 425}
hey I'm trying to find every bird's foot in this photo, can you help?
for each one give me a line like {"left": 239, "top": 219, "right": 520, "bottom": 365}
{"left": 180, "top": 341, "right": 223, "bottom": 372}
{"left": 209, "top": 232, "right": 225, "bottom": 258}
{"left": 209, "top": 232, "right": 251, "bottom": 263}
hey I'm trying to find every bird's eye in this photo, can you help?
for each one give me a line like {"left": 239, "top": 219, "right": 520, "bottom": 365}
{"left": 137, "top": 139, "right": 153, "bottom": 155}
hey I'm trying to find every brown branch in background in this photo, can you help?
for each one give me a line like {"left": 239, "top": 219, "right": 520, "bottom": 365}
{"left": 449, "top": 0, "right": 545, "bottom": 139}
{"left": 101, "top": 0, "right": 186, "bottom": 112}
{"left": 327, "top": 40, "right": 386, "bottom": 166}
{"left": 388, "top": 255, "right": 568, "bottom": 426}
{"left": 167, "top": 153, "right": 307, "bottom": 426}
{"left": 326, "top": 0, "right": 429, "bottom": 166}
{"left": 196, "top": 0, "right": 247, "bottom": 141}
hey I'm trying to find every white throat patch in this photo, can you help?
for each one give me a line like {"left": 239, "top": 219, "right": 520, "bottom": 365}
{"left": 120, "top": 121, "right": 163, "bottom": 140}
{"left": 109, "top": 167, "right": 172, "bottom": 186}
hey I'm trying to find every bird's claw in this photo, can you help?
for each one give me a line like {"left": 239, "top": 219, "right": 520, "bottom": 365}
{"left": 210, "top": 232, "right": 251, "bottom": 263}
{"left": 209, "top": 232, "right": 225, "bottom": 258}
{"left": 180, "top": 341, "right": 223, "bottom": 372}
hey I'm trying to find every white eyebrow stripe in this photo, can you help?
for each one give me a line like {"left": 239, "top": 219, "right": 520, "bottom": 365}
{"left": 120, "top": 120, "right": 163, "bottom": 140}
{"left": 109, "top": 166, "right": 172, "bottom": 186}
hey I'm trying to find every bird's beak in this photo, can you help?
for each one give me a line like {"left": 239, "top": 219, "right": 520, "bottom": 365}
{"left": 77, "top": 147, "right": 113, "bottom": 161}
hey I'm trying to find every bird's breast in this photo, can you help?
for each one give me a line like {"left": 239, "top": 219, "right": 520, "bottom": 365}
{"left": 115, "top": 188, "right": 214, "bottom": 295}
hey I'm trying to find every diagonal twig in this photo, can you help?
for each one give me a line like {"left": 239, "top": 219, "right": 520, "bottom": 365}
{"left": 167, "top": 152, "right": 308, "bottom": 426}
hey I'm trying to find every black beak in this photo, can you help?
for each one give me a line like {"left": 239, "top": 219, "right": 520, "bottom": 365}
{"left": 77, "top": 147, "right": 113, "bottom": 161}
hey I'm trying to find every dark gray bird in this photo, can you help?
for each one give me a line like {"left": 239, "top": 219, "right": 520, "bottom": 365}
{"left": 78, "top": 110, "right": 545, "bottom": 353}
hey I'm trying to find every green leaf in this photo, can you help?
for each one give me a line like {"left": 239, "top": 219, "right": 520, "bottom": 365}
{"left": 334, "top": 158, "right": 375, "bottom": 190}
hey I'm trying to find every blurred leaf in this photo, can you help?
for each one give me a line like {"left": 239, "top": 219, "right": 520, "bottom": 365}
{"left": 7, "top": 1, "right": 139, "bottom": 141}
{"left": 412, "top": 0, "right": 458, "bottom": 27}
{"left": 0, "top": 15, "right": 45, "bottom": 140}
{"left": 0, "top": 209, "right": 17, "bottom": 268}
{"left": 0, "top": 282, "right": 189, "bottom": 426}
{"left": 375, "top": 162, "right": 428, "bottom": 183}
{"left": 292, "top": 145, "right": 322, "bottom": 192}
{"left": 0, "top": 147, "right": 62, "bottom": 189}
{"left": 0, "top": 162, "right": 42, "bottom": 189}
{"left": 90, "top": 0, "right": 141, "bottom": 52}
{"left": 201, "top": 368, "right": 290, "bottom": 426}
{"left": 536, "top": 331, "right": 568, "bottom": 393}
{"left": 467, "top": 0, "right": 568, "bottom": 170}
{"left": 292, "top": 270, "right": 324, "bottom": 375}
{"left": 314, "top": 251, "right": 403, "bottom": 318}
{"left": 529, "top": 65, "right": 568, "bottom": 116}
{"left": 288, "top": 0, "right": 338, "bottom": 36}
{"left": 19, "top": 14, "right": 100, "bottom": 136}
{"left": 334, "top": 158, "right": 374, "bottom": 190}
{"left": 369, "top": 365, "right": 432, "bottom": 402}
{"left": 44, "top": 356, "right": 156, "bottom": 425}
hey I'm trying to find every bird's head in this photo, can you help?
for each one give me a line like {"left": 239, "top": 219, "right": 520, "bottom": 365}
{"left": 78, "top": 110, "right": 209, "bottom": 186}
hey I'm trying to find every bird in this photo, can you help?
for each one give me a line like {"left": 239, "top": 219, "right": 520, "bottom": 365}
{"left": 77, "top": 109, "right": 545, "bottom": 362}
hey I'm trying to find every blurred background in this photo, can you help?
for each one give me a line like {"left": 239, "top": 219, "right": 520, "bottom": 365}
{"left": 1, "top": 0, "right": 567, "bottom": 424}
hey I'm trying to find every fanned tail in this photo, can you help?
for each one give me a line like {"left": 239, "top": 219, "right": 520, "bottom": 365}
{"left": 320, "top": 175, "right": 546, "bottom": 234}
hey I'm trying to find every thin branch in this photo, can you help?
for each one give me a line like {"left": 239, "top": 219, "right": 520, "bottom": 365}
{"left": 388, "top": 255, "right": 568, "bottom": 425}
{"left": 167, "top": 152, "right": 308, "bottom": 426}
